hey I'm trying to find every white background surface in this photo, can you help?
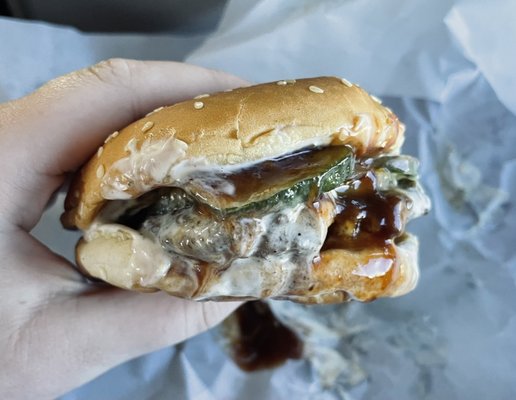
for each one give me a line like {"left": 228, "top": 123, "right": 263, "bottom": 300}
{"left": 1, "top": 0, "right": 516, "bottom": 398}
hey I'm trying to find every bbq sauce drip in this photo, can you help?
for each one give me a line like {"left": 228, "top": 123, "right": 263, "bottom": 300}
{"left": 232, "top": 301, "right": 303, "bottom": 371}
{"left": 323, "top": 171, "right": 405, "bottom": 251}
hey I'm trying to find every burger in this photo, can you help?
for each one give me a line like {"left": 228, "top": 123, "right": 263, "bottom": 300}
{"left": 61, "top": 77, "right": 430, "bottom": 304}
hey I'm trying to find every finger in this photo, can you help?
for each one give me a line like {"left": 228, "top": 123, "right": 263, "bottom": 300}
{"left": 72, "top": 289, "right": 241, "bottom": 360}
{"left": 22, "top": 290, "right": 241, "bottom": 398}
{"left": 0, "top": 59, "right": 248, "bottom": 229}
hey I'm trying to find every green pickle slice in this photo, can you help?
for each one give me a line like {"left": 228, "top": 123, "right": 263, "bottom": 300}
{"left": 221, "top": 146, "right": 355, "bottom": 214}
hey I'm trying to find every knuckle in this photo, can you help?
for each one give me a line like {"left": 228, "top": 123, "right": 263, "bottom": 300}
{"left": 85, "top": 58, "right": 138, "bottom": 86}
{"left": 37, "top": 58, "right": 139, "bottom": 95}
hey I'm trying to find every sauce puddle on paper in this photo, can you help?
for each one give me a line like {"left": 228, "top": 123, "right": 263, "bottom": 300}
{"left": 231, "top": 301, "right": 303, "bottom": 371}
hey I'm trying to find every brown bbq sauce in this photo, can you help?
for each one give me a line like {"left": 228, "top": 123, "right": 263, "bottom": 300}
{"left": 201, "top": 145, "right": 351, "bottom": 204}
{"left": 232, "top": 301, "right": 303, "bottom": 372}
{"left": 192, "top": 261, "right": 209, "bottom": 294}
{"left": 323, "top": 171, "right": 405, "bottom": 251}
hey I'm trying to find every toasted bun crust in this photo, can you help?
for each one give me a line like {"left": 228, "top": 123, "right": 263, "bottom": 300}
{"left": 62, "top": 77, "right": 402, "bottom": 230}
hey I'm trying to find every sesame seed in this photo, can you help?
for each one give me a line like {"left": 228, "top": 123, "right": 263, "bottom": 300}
{"left": 340, "top": 78, "right": 352, "bottom": 87}
{"left": 194, "top": 101, "right": 204, "bottom": 109}
{"left": 96, "top": 165, "right": 105, "bottom": 179}
{"left": 194, "top": 94, "right": 210, "bottom": 99}
{"left": 385, "top": 107, "right": 393, "bottom": 114}
{"left": 104, "top": 131, "right": 119, "bottom": 144}
{"left": 286, "top": 79, "right": 296, "bottom": 84}
{"left": 145, "top": 106, "right": 164, "bottom": 117}
{"left": 276, "top": 80, "right": 287, "bottom": 86}
{"left": 97, "top": 146, "right": 104, "bottom": 158}
{"left": 223, "top": 89, "right": 233, "bottom": 92}
{"left": 371, "top": 95, "right": 382, "bottom": 104}
{"left": 142, "top": 121, "right": 154, "bottom": 132}
{"left": 309, "top": 85, "right": 324, "bottom": 94}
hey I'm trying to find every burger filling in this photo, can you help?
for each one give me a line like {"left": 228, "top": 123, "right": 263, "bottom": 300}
{"left": 94, "top": 145, "right": 428, "bottom": 297}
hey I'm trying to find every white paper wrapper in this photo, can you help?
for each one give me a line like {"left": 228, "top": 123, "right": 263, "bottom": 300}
{"left": 2, "top": 0, "right": 516, "bottom": 397}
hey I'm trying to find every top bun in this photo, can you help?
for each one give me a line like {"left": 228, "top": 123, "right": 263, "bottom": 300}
{"left": 62, "top": 77, "right": 402, "bottom": 230}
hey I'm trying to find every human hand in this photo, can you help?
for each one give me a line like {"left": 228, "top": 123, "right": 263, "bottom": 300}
{"left": 0, "top": 59, "right": 246, "bottom": 399}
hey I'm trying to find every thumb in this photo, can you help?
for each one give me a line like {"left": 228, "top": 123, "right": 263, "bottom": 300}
{"left": 0, "top": 59, "right": 248, "bottom": 230}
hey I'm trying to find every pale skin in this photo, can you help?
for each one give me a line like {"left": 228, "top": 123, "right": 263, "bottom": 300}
{"left": 0, "top": 59, "right": 246, "bottom": 399}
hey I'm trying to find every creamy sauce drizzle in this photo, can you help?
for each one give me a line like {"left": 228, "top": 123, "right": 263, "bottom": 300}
{"left": 101, "top": 137, "right": 190, "bottom": 199}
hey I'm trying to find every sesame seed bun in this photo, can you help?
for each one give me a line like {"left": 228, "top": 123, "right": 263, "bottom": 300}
{"left": 62, "top": 77, "right": 402, "bottom": 230}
